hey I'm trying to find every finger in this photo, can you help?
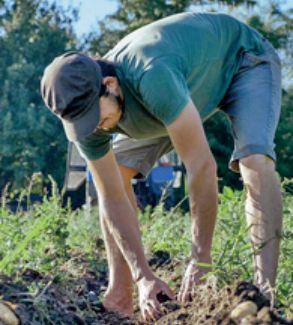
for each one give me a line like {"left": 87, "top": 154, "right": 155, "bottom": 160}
{"left": 179, "top": 284, "right": 192, "bottom": 303}
{"left": 148, "top": 300, "right": 162, "bottom": 319}
{"left": 145, "top": 304, "right": 159, "bottom": 322}
{"left": 142, "top": 308, "right": 153, "bottom": 323}
{"left": 182, "top": 290, "right": 192, "bottom": 303}
{"left": 178, "top": 278, "right": 192, "bottom": 303}
{"left": 180, "top": 289, "right": 188, "bottom": 303}
{"left": 178, "top": 283, "right": 186, "bottom": 303}
{"left": 150, "top": 299, "right": 162, "bottom": 314}
{"left": 141, "top": 309, "right": 148, "bottom": 322}
{"left": 191, "top": 283, "right": 198, "bottom": 298}
{"left": 177, "top": 288, "right": 183, "bottom": 303}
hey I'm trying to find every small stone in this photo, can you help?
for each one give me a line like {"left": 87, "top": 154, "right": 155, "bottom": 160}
{"left": 230, "top": 301, "right": 258, "bottom": 321}
{"left": 0, "top": 302, "right": 19, "bottom": 325}
{"left": 87, "top": 291, "right": 97, "bottom": 302}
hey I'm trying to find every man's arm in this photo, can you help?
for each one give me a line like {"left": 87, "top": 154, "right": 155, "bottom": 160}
{"left": 86, "top": 150, "right": 173, "bottom": 321}
{"left": 166, "top": 99, "right": 218, "bottom": 302}
{"left": 86, "top": 149, "right": 153, "bottom": 281}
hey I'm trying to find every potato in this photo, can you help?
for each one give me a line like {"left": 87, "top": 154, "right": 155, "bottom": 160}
{"left": 257, "top": 306, "right": 272, "bottom": 322}
{"left": 230, "top": 301, "right": 258, "bottom": 321}
{"left": 0, "top": 301, "right": 19, "bottom": 325}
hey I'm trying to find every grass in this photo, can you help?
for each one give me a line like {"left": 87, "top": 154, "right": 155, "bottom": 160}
{"left": 0, "top": 178, "right": 292, "bottom": 317}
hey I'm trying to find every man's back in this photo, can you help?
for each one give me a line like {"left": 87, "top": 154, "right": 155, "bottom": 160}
{"left": 77, "top": 13, "right": 265, "bottom": 161}
{"left": 105, "top": 13, "right": 264, "bottom": 120}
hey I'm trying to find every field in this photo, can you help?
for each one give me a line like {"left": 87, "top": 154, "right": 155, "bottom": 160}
{"left": 0, "top": 180, "right": 292, "bottom": 324}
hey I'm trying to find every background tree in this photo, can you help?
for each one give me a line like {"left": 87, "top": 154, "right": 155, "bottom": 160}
{"left": 0, "top": 0, "right": 77, "bottom": 190}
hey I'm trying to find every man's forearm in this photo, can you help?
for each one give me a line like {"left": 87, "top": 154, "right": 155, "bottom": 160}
{"left": 187, "top": 160, "right": 218, "bottom": 261}
{"left": 99, "top": 196, "right": 153, "bottom": 282}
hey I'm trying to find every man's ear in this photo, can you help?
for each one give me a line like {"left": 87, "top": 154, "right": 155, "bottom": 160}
{"left": 102, "top": 76, "right": 119, "bottom": 92}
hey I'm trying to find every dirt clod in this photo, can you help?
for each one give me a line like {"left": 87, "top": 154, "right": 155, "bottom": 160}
{"left": 0, "top": 256, "right": 292, "bottom": 325}
{"left": 148, "top": 250, "right": 171, "bottom": 269}
{"left": 157, "top": 291, "right": 172, "bottom": 303}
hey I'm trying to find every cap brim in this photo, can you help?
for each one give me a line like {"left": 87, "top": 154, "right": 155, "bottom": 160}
{"left": 62, "top": 97, "right": 100, "bottom": 142}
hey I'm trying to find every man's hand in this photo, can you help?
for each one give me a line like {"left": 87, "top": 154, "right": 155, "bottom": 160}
{"left": 137, "top": 276, "right": 174, "bottom": 322}
{"left": 178, "top": 258, "right": 212, "bottom": 303}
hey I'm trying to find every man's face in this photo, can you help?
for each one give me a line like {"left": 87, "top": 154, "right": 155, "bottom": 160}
{"left": 97, "top": 77, "right": 123, "bottom": 131}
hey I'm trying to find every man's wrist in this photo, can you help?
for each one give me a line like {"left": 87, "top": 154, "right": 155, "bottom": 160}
{"left": 134, "top": 267, "right": 154, "bottom": 283}
{"left": 190, "top": 251, "right": 212, "bottom": 264}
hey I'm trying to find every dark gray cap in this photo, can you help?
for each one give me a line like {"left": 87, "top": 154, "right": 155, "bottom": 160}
{"left": 41, "top": 52, "right": 102, "bottom": 141}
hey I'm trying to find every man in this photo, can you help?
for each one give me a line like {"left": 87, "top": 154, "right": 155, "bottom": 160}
{"left": 41, "top": 12, "right": 282, "bottom": 322}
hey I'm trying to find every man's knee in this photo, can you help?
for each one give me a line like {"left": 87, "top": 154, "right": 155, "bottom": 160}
{"left": 239, "top": 154, "right": 278, "bottom": 193}
{"left": 240, "top": 154, "right": 275, "bottom": 175}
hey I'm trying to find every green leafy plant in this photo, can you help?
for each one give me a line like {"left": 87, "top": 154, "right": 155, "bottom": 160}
{"left": 0, "top": 180, "right": 292, "bottom": 315}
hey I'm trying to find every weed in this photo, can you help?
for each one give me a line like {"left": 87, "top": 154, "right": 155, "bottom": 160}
{"left": 0, "top": 178, "right": 292, "bottom": 316}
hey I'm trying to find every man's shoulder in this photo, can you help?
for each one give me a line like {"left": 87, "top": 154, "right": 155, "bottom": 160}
{"left": 104, "top": 13, "right": 199, "bottom": 64}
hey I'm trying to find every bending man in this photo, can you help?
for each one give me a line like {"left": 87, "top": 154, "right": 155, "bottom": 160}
{"left": 41, "top": 12, "right": 282, "bottom": 322}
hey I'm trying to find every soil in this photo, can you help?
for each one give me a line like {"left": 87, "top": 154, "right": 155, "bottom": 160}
{"left": 0, "top": 251, "right": 292, "bottom": 325}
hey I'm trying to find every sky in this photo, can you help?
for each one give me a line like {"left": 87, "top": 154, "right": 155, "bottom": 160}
{"left": 58, "top": 0, "right": 119, "bottom": 37}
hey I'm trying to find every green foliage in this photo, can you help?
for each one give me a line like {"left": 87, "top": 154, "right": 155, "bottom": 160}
{"left": 212, "top": 188, "right": 252, "bottom": 283}
{"left": 0, "top": 177, "right": 102, "bottom": 274}
{"left": 275, "top": 89, "right": 293, "bottom": 178}
{"left": 0, "top": 0, "right": 77, "bottom": 190}
{"left": 139, "top": 203, "right": 191, "bottom": 258}
{"left": 0, "top": 182, "right": 293, "bottom": 314}
{"left": 66, "top": 206, "right": 102, "bottom": 254}
{"left": 0, "top": 178, "right": 70, "bottom": 273}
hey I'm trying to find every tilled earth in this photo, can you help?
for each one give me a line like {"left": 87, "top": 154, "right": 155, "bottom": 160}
{"left": 0, "top": 251, "right": 292, "bottom": 325}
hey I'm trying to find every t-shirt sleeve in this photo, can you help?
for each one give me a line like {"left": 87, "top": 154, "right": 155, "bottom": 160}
{"left": 74, "top": 131, "right": 111, "bottom": 161}
{"left": 139, "top": 63, "right": 189, "bottom": 125}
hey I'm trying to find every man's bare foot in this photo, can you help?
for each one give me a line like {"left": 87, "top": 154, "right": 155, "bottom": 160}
{"left": 103, "top": 288, "right": 134, "bottom": 317}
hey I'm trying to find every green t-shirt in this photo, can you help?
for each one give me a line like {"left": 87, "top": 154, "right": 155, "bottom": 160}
{"left": 76, "top": 12, "right": 265, "bottom": 160}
